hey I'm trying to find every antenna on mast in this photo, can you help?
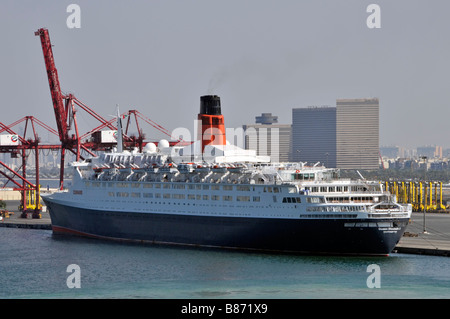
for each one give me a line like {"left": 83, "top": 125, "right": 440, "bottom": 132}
{"left": 116, "top": 105, "right": 123, "bottom": 153}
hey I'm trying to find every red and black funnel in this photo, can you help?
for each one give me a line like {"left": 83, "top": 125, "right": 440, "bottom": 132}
{"left": 197, "top": 95, "right": 226, "bottom": 152}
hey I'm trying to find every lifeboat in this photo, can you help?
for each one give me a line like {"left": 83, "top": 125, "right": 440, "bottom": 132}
{"left": 195, "top": 164, "right": 210, "bottom": 173}
{"left": 212, "top": 164, "right": 227, "bottom": 173}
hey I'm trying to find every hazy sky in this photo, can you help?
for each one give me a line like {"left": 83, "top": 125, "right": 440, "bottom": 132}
{"left": 1, "top": 0, "right": 450, "bottom": 148}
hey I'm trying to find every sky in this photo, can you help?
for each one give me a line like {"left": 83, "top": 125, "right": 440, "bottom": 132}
{"left": 1, "top": 0, "right": 450, "bottom": 149}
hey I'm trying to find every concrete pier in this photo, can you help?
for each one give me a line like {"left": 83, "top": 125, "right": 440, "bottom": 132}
{"left": 0, "top": 200, "right": 51, "bottom": 230}
{"left": 395, "top": 212, "right": 450, "bottom": 257}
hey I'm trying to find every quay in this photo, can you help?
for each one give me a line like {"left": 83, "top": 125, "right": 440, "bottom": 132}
{"left": 1, "top": 199, "right": 450, "bottom": 257}
{"left": 0, "top": 200, "right": 51, "bottom": 230}
{"left": 394, "top": 212, "right": 450, "bottom": 257}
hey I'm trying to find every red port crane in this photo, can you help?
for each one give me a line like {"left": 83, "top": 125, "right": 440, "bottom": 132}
{"left": 35, "top": 28, "right": 88, "bottom": 189}
{"left": 34, "top": 28, "right": 187, "bottom": 190}
{"left": 35, "top": 28, "right": 117, "bottom": 189}
{"left": 1, "top": 28, "right": 188, "bottom": 218}
{"left": 0, "top": 116, "right": 62, "bottom": 217}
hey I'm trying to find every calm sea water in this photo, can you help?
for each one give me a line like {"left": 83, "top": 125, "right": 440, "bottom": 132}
{"left": 1, "top": 227, "right": 450, "bottom": 299}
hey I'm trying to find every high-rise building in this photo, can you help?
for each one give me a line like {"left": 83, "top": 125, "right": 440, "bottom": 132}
{"left": 290, "top": 98, "right": 379, "bottom": 169}
{"left": 291, "top": 106, "right": 336, "bottom": 167}
{"left": 336, "top": 98, "right": 379, "bottom": 169}
{"left": 243, "top": 113, "right": 291, "bottom": 162}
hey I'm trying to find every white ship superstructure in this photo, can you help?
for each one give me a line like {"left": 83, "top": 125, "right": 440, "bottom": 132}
{"left": 63, "top": 149, "right": 409, "bottom": 223}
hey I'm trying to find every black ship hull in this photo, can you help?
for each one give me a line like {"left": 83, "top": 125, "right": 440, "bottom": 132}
{"left": 43, "top": 199, "right": 409, "bottom": 256}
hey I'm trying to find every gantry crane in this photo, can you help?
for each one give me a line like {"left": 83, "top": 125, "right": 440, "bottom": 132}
{"left": 0, "top": 116, "right": 63, "bottom": 217}
{"left": 1, "top": 28, "right": 187, "bottom": 217}
{"left": 35, "top": 28, "right": 97, "bottom": 189}
{"left": 34, "top": 28, "right": 188, "bottom": 190}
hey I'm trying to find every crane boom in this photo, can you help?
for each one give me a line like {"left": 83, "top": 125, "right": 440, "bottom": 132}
{"left": 34, "top": 27, "right": 185, "bottom": 189}
{"left": 34, "top": 28, "right": 68, "bottom": 142}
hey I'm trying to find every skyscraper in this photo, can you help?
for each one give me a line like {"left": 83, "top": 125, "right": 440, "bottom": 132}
{"left": 336, "top": 98, "right": 379, "bottom": 169}
{"left": 291, "top": 106, "right": 337, "bottom": 167}
{"left": 243, "top": 113, "right": 291, "bottom": 162}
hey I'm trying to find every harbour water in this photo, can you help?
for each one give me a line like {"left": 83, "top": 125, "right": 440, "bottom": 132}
{"left": 1, "top": 227, "right": 450, "bottom": 299}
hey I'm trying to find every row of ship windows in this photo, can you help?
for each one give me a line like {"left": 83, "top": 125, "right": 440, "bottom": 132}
{"left": 100, "top": 199, "right": 300, "bottom": 215}
{"left": 110, "top": 192, "right": 261, "bottom": 202}
{"left": 306, "top": 206, "right": 365, "bottom": 212}
{"left": 326, "top": 196, "right": 375, "bottom": 203}
{"left": 301, "top": 214, "right": 358, "bottom": 219}
{"left": 86, "top": 181, "right": 293, "bottom": 193}
{"left": 108, "top": 191, "right": 325, "bottom": 205}
{"left": 305, "top": 186, "right": 378, "bottom": 193}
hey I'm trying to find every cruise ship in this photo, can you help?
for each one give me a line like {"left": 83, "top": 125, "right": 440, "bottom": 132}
{"left": 42, "top": 95, "right": 412, "bottom": 255}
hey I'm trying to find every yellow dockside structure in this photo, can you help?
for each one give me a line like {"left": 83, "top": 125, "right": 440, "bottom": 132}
{"left": 384, "top": 181, "right": 446, "bottom": 212}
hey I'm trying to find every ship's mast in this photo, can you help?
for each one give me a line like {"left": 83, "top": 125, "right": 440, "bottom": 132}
{"left": 116, "top": 105, "right": 123, "bottom": 153}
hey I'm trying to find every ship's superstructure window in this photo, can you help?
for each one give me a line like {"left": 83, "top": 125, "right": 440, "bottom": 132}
{"left": 282, "top": 197, "right": 301, "bottom": 203}
{"left": 306, "top": 197, "right": 325, "bottom": 203}
{"left": 237, "top": 196, "right": 250, "bottom": 202}
{"left": 116, "top": 192, "right": 129, "bottom": 197}
{"left": 293, "top": 173, "right": 315, "bottom": 180}
{"left": 264, "top": 186, "right": 280, "bottom": 193}
{"left": 223, "top": 195, "right": 233, "bottom": 201}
